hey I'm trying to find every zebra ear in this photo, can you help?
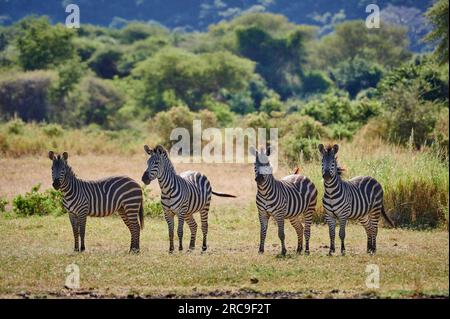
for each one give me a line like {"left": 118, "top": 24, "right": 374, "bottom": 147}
{"left": 249, "top": 146, "right": 257, "bottom": 157}
{"left": 48, "top": 151, "right": 55, "bottom": 160}
{"left": 266, "top": 145, "right": 271, "bottom": 156}
{"left": 62, "top": 152, "right": 68, "bottom": 161}
{"left": 318, "top": 144, "right": 325, "bottom": 155}
{"left": 155, "top": 145, "right": 166, "bottom": 154}
{"left": 144, "top": 145, "right": 153, "bottom": 155}
{"left": 333, "top": 144, "right": 339, "bottom": 154}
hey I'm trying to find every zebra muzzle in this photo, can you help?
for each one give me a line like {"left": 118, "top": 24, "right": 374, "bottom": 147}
{"left": 52, "top": 180, "right": 60, "bottom": 189}
{"left": 141, "top": 172, "right": 151, "bottom": 185}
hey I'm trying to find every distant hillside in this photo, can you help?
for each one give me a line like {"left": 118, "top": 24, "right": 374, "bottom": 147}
{"left": 0, "top": 0, "right": 435, "bottom": 51}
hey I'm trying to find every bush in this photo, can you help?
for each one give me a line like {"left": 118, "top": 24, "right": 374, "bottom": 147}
{"left": 0, "top": 70, "right": 56, "bottom": 121}
{"left": 279, "top": 115, "right": 329, "bottom": 164}
{"left": 142, "top": 188, "right": 164, "bottom": 218}
{"left": 88, "top": 47, "right": 124, "bottom": 79}
{"left": 385, "top": 178, "right": 448, "bottom": 229}
{"left": 0, "top": 198, "right": 8, "bottom": 213}
{"left": 12, "top": 184, "right": 64, "bottom": 217}
{"left": 151, "top": 106, "right": 194, "bottom": 147}
{"left": 381, "top": 83, "right": 441, "bottom": 148}
{"left": 42, "top": 123, "right": 64, "bottom": 137}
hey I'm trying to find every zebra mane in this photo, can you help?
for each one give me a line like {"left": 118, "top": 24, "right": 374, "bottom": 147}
{"left": 157, "top": 146, "right": 175, "bottom": 173}
{"left": 323, "top": 145, "right": 346, "bottom": 176}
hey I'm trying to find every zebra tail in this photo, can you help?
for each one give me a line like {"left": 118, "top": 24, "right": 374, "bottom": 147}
{"left": 212, "top": 191, "right": 237, "bottom": 198}
{"left": 139, "top": 198, "right": 144, "bottom": 230}
{"left": 381, "top": 206, "right": 395, "bottom": 228}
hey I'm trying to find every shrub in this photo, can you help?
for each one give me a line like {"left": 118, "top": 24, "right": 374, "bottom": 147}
{"left": 12, "top": 184, "right": 64, "bottom": 217}
{"left": 381, "top": 83, "right": 441, "bottom": 148}
{"left": 385, "top": 178, "right": 448, "bottom": 229}
{"left": 142, "top": 188, "right": 164, "bottom": 218}
{"left": 0, "top": 70, "right": 56, "bottom": 121}
{"left": 152, "top": 106, "right": 194, "bottom": 147}
{"left": 0, "top": 198, "right": 8, "bottom": 213}
{"left": 279, "top": 115, "right": 328, "bottom": 164}
{"left": 42, "top": 123, "right": 64, "bottom": 137}
{"left": 88, "top": 47, "right": 124, "bottom": 79}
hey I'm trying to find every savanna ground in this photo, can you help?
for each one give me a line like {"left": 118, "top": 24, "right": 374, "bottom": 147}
{"left": 0, "top": 142, "right": 448, "bottom": 299}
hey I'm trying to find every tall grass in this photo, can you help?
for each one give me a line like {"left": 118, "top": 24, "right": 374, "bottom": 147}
{"left": 0, "top": 120, "right": 448, "bottom": 229}
{"left": 295, "top": 137, "right": 449, "bottom": 228}
{"left": 0, "top": 118, "right": 150, "bottom": 157}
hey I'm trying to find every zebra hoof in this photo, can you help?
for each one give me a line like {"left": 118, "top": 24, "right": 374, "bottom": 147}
{"left": 305, "top": 250, "right": 310, "bottom": 256}
{"left": 202, "top": 246, "right": 207, "bottom": 252}
{"left": 80, "top": 247, "right": 85, "bottom": 252}
{"left": 296, "top": 249, "right": 303, "bottom": 255}
{"left": 341, "top": 251, "right": 346, "bottom": 256}
{"left": 129, "top": 248, "right": 140, "bottom": 254}
{"left": 258, "top": 250, "right": 264, "bottom": 254}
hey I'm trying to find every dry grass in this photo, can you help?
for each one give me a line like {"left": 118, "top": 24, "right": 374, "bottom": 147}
{"left": 0, "top": 212, "right": 448, "bottom": 298}
{"left": 0, "top": 140, "right": 448, "bottom": 298}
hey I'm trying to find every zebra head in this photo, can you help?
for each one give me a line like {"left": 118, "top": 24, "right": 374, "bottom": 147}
{"left": 48, "top": 151, "right": 69, "bottom": 190}
{"left": 318, "top": 144, "right": 339, "bottom": 182}
{"left": 142, "top": 145, "right": 165, "bottom": 185}
{"left": 250, "top": 146, "right": 272, "bottom": 184}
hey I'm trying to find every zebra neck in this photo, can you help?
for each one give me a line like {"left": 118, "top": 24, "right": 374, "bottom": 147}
{"left": 60, "top": 167, "right": 78, "bottom": 196}
{"left": 257, "top": 174, "right": 276, "bottom": 196}
{"left": 324, "top": 174, "right": 342, "bottom": 194}
{"left": 157, "top": 159, "right": 177, "bottom": 193}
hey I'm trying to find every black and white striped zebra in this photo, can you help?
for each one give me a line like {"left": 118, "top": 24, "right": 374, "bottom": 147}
{"left": 318, "top": 144, "right": 394, "bottom": 255}
{"left": 251, "top": 146, "right": 317, "bottom": 256}
{"left": 49, "top": 151, "right": 144, "bottom": 253}
{"left": 141, "top": 145, "right": 236, "bottom": 253}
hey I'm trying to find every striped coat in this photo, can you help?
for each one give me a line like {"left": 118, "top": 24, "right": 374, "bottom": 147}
{"left": 49, "top": 151, "right": 143, "bottom": 253}
{"left": 318, "top": 144, "right": 394, "bottom": 255}
{"left": 142, "top": 145, "right": 235, "bottom": 253}
{"left": 252, "top": 147, "right": 317, "bottom": 256}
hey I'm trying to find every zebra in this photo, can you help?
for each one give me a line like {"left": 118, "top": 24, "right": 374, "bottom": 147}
{"left": 48, "top": 151, "right": 144, "bottom": 253}
{"left": 251, "top": 146, "right": 317, "bottom": 256}
{"left": 141, "top": 145, "right": 236, "bottom": 253}
{"left": 318, "top": 144, "right": 394, "bottom": 255}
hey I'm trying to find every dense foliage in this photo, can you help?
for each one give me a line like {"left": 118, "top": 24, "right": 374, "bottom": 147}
{"left": 0, "top": 6, "right": 448, "bottom": 161}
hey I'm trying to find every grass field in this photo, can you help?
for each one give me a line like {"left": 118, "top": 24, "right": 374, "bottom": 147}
{"left": 0, "top": 142, "right": 448, "bottom": 299}
{"left": 0, "top": 211, "right": 448, "bottom": 299}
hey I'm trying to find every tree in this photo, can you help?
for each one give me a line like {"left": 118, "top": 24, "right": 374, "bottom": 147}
{"left": 88, "top": 47, "right": 124, "bottom": 79}
{"left": 235, "top": 26, "right": 309, "bottom": 98}
{"left": 313, "top": 20, "right": 411, "bottom": 69}
{"left": 424, "top": 0, "right": 449, "bottom": 65}
{"left": 330, "top": 57, "right": 384, "bottom": 98}
{"left": 15, "top": 17, "right": 76, "bottom": 70}
{"left": 133, "top": 48, "right": 255, "bottom": 112}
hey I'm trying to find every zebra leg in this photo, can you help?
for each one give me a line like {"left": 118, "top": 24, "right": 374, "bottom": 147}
{"left": 338, "top": 218, "right": 347, "bottom": 256}
{"left": 304, "top": 209, "right": 314, "bottom": 255}
{"left": 187, "top": 214, "right": 197, "bottom": 250}
{"left": 177, "top": 213, "right": 185, "bottom": 251}
{"left": 258, "top": 211, "right": 269, "bottom": 254}
{"left": 126, "top": 207, "right": 141, "bottom": 254}
{"left": 69, "top": 213, "right": 80, "bottom": 252}
{"left": 360, "top": 216, "right": 372, "bottom": 253}
{"left": 289, "top": 217, "right": 303, "bottom": 254}
{"left": 325, "top": 214, "right": 336, "bottom": 255}
{"left": 370, "top": 212, "right": 381, "bottom": 254}
{"left": 164, "top": 210, "right": 175, "bottom": 253}
{"left": 276, "top": 216, "right": 287, "bottom": 256}
{"left": 200, "top": 206, "right": 209, "bottom": 252}
{"left": 79, "top": 212, "right": 88, "bottom": 252}
{"left": 118, "top": 208, "right": 134, "bottom": 253}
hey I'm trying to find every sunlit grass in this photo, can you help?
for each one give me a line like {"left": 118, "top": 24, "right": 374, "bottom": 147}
{"left": 0, "top": 209, "right": 448, "bottom": 298}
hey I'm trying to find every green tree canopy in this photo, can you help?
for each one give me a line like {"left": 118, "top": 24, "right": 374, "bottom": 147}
{"left": 424, "top": 0, "right": 449, "bottom": 64}
{"left": 15, "top": 17, "right": 76, "bottom": 70}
